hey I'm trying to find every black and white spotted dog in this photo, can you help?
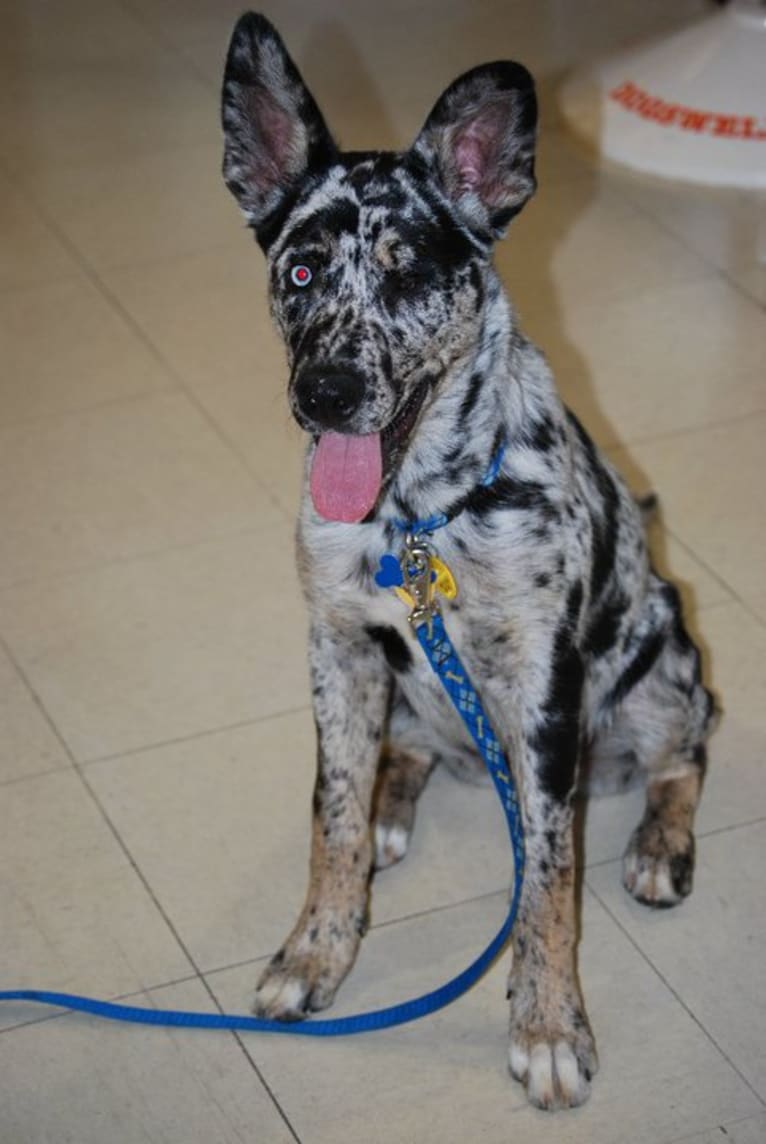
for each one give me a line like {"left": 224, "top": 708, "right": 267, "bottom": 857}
{"left": 221, "top": 13, "right": 716, "bottom": 1110}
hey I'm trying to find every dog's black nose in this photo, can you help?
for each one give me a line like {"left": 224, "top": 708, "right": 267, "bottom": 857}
{"left": 294, "top": 369, "right": 366, "bottom": 431}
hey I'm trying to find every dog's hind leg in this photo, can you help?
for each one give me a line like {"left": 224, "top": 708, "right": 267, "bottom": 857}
{"left": 623, "top": 760, "right": 704, "bottom": 907}
{"left": 596, "top": 580, "right": 717, "bottom": 907}
{"left": 373, "top": 746, "right": 435, "bottom": 869}
{"left": 373, "top": 690, "right": 437, "bottom": 869}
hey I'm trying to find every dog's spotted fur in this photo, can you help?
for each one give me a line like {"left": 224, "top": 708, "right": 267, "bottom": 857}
{"left": 222, "top": 13, "right": 716, "bottom": 1109}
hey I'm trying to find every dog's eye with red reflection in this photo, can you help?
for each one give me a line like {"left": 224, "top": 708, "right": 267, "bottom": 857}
{"left": 290, "top": 265, "right": 313, "bottom": 288}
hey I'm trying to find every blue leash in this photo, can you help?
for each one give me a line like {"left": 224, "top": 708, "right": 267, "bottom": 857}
{"left": 0, "top": 454, "right": 524, "bottom": 1036}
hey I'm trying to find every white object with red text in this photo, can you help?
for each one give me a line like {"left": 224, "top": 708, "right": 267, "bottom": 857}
{"left": 560, "top": 0, "right": 766, "bottom": 191}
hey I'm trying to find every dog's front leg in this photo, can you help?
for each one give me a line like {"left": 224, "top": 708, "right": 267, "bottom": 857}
{"left": 254, "top": 619, "right": 389, "bottom": 1020}
{"left": 490, "top": 637, "right": 598, "bottom": 1109}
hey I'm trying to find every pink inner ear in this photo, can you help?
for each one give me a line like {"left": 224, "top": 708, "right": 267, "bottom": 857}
{"left": 247, "top": 86, "right": 297, "bottom": 190}
{"left": 454, "top": 129, "right": 486, "bottom": 190}
{"left": 452, "top": 101, "right": 509, "bottom": 201}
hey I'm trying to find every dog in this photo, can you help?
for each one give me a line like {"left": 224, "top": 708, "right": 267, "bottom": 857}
{"left": 221, "top": 13, "right": 716, "bottom": 1110}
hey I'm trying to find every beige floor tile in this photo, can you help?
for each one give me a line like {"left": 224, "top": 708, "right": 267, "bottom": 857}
{"left": 0, "top": 528, "right": 309, "bottom": 762}
{"left": 207, "top": 889, "right": 760, "bottom": 1144}
{"left": 0, "top": 977, "right": 295, "bottom": 1144}
{"left": 0, "top": 175, "right": 80, "bottom": 293}
{"left": 104, "top": 246, "right": 306, "bottom": 514}
{"left": 501, "top": 178, "right": 714, "bottom": 321}
{"left": 0, "top": 644, "right": 70, "bottom": 784}
{"left": 0, "top": 276, "right": 173, "bottom": 426}
{"left": 672, "top": 1115, "right": 766, "bottom": 1144}
{"left": 0, "top": 0, "right": 164, "bottom": 66}
{"left": 523, "top": 279, "right": 766, "bottom": 449}
{"left": 588, "top": 821, "right": 766, "bottom": 1100}
{"left": 727, "top": 262, "right": 766, "bottom": 309}
{"left": 746, "top": 596, "right": 766, "bottom": 626}
{"left": 86, "top": 711, "right": 513, "bottom": 972}
{"left": 22, "top": 144, "right": 242, "bottom": 273}
{"left": 0, "top": 390, "right": 282, "bottom": 589}
{"left": 611, "top": 418, "right": 766, "bottom": 609}
{"left": 0, "top": 53, "right": 218, "bottom": 175}
{"left": 0, "top": 769, "right": 190, "bottom": 1028}
{"left": 618, "top": 174, "right": 766, "bottom": 276}
{"left": 121, "top": 0, "right": 248, "bottom": 49}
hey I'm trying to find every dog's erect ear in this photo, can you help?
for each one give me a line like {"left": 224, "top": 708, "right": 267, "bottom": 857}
{"left": 412, "top": 63, "right": 537, "bottom": 238}
{"left": 221, "top": 13, "right": 337, "bottom": 235}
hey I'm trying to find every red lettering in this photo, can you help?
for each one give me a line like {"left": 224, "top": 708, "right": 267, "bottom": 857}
{"left": 677, "top": 108, "right": 712, "bottom": 133}
{"left": 608, "top": 83, "right": 766, "bottom": 140}
{"left": 609, "top": 81, "right": 639, "bottom": 109}
{"left": 713, "top": 115, "right": 745, "bottom": 138}
{"left": 653, "top": 103, "right": 680, "bottom": 126}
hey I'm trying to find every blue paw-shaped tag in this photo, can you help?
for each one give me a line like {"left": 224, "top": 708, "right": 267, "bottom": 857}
{"left": 375, "top": 554, "right": 404, "bottom": 589}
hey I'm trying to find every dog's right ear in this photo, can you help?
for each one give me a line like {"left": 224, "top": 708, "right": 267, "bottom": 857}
{"left": 221, "top": 13, "right": 337, "bottom": 237}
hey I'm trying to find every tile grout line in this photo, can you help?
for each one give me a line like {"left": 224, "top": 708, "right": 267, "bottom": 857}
{"left": 661, "top": 528, "right": 766, "bottom": 633}
{"left": 584, "top": 815, "right": 766, "bottom": 871}
{"left": 190, "top": 973, "right": 302, "bottom": 1144}
{"left": 605, "top": 405, "right": 766, "bottom": 458}
{"left": 585, "top": 877, "right": 766, "bottom": 1111}
{"left": 721, "top": 266, "right": 766, "bottom": 313}
{"left": 80, "top": 703, "right": 313, "bottom": 769}
{"left": 201, "top": 885, "right": 513, "bottom": 979}
{"left": 664, "top": 1110, "right": 766, "bottom": 1144}
{"left": 0, "top": 518, "right": 291, "bottom": 600}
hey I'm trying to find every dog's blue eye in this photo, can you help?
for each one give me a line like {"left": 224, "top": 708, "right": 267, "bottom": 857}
{"left": 290, "top": 265, "right": 313, "bottom": 287}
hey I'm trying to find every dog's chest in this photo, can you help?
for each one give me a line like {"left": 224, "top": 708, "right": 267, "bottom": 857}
{"left": 303, "top": 521, "right": 507, "bottom": 751}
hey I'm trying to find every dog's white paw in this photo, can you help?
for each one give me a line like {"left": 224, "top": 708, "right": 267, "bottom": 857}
{"left": 253, "top": 972, "right": 311, "bottom": 1021}
{"left": 374, "top": 822, "right": 409, "bottom": 869}
{"left": 508, "top": 965, "right": 598, "bottom": 1111}
{"left": 509, "top": 1035, "right": 596, "bottom": 1110}
{"left": 253, "top": 950, "right": 340, "bottom": 1020}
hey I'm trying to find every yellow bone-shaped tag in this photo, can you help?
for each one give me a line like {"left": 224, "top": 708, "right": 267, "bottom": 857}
{"left": 431, "top": 556, "right": 457, "bottom": 600}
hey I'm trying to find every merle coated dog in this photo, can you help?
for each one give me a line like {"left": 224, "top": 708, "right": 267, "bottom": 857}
{"left": 221, "top": 13, "right": 715, "bottom": 1110}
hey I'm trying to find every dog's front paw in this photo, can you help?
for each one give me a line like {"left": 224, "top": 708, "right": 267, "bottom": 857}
{"left": 253, "top": 909, "right": 365, "bottom": 1021}
{"left": 622, "top": 821, "right": 695, "bottom": 908}
{"left": 508, "top": 970, "right": 598, "bottom": 1110}
{"left": 509, "top": 1030, "right": 597, "bottom": 1110}
{"left": 253, "top": 949, "right": 340, "bottom": 1021}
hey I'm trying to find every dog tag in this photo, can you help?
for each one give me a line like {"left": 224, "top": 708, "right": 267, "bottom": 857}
{"left": 431, "top": 556, "right": 458, "bottom": 600}
{"left": 375, "top": 553, "right": 404, "bottom": 589}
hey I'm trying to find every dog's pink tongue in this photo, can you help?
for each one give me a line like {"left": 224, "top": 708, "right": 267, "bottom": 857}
{"left": 310, "top": 432, "right": 383, "bottom": 523}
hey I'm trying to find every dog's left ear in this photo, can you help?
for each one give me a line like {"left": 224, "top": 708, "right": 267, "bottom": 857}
{"left": 412, "top": 62, "right": 537, "bottom": 238}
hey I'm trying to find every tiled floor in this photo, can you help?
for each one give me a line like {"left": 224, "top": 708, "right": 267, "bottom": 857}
{"left": 0, "top": 0, "right": 764, "bottom": 1141}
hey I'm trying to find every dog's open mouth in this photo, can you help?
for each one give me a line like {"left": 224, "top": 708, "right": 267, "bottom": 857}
{"left": 309, "top": 383, "right": 428, "bottom": 524}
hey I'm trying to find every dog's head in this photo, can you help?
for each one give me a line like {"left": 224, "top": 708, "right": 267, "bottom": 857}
{"left": 222, "top": 13, "right": 537, "bottom": 522}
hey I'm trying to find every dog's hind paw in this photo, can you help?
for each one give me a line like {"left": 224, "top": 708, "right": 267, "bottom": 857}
{"left": 374, "top": 821, "right": 410, "bottom": 869}
{"left": 622, "top": 823, "right": 695, "bottom": 908}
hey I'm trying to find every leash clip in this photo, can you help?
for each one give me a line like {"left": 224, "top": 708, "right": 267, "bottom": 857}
{"left": 401, "top": 534, "right": 438, "bottom": 632}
